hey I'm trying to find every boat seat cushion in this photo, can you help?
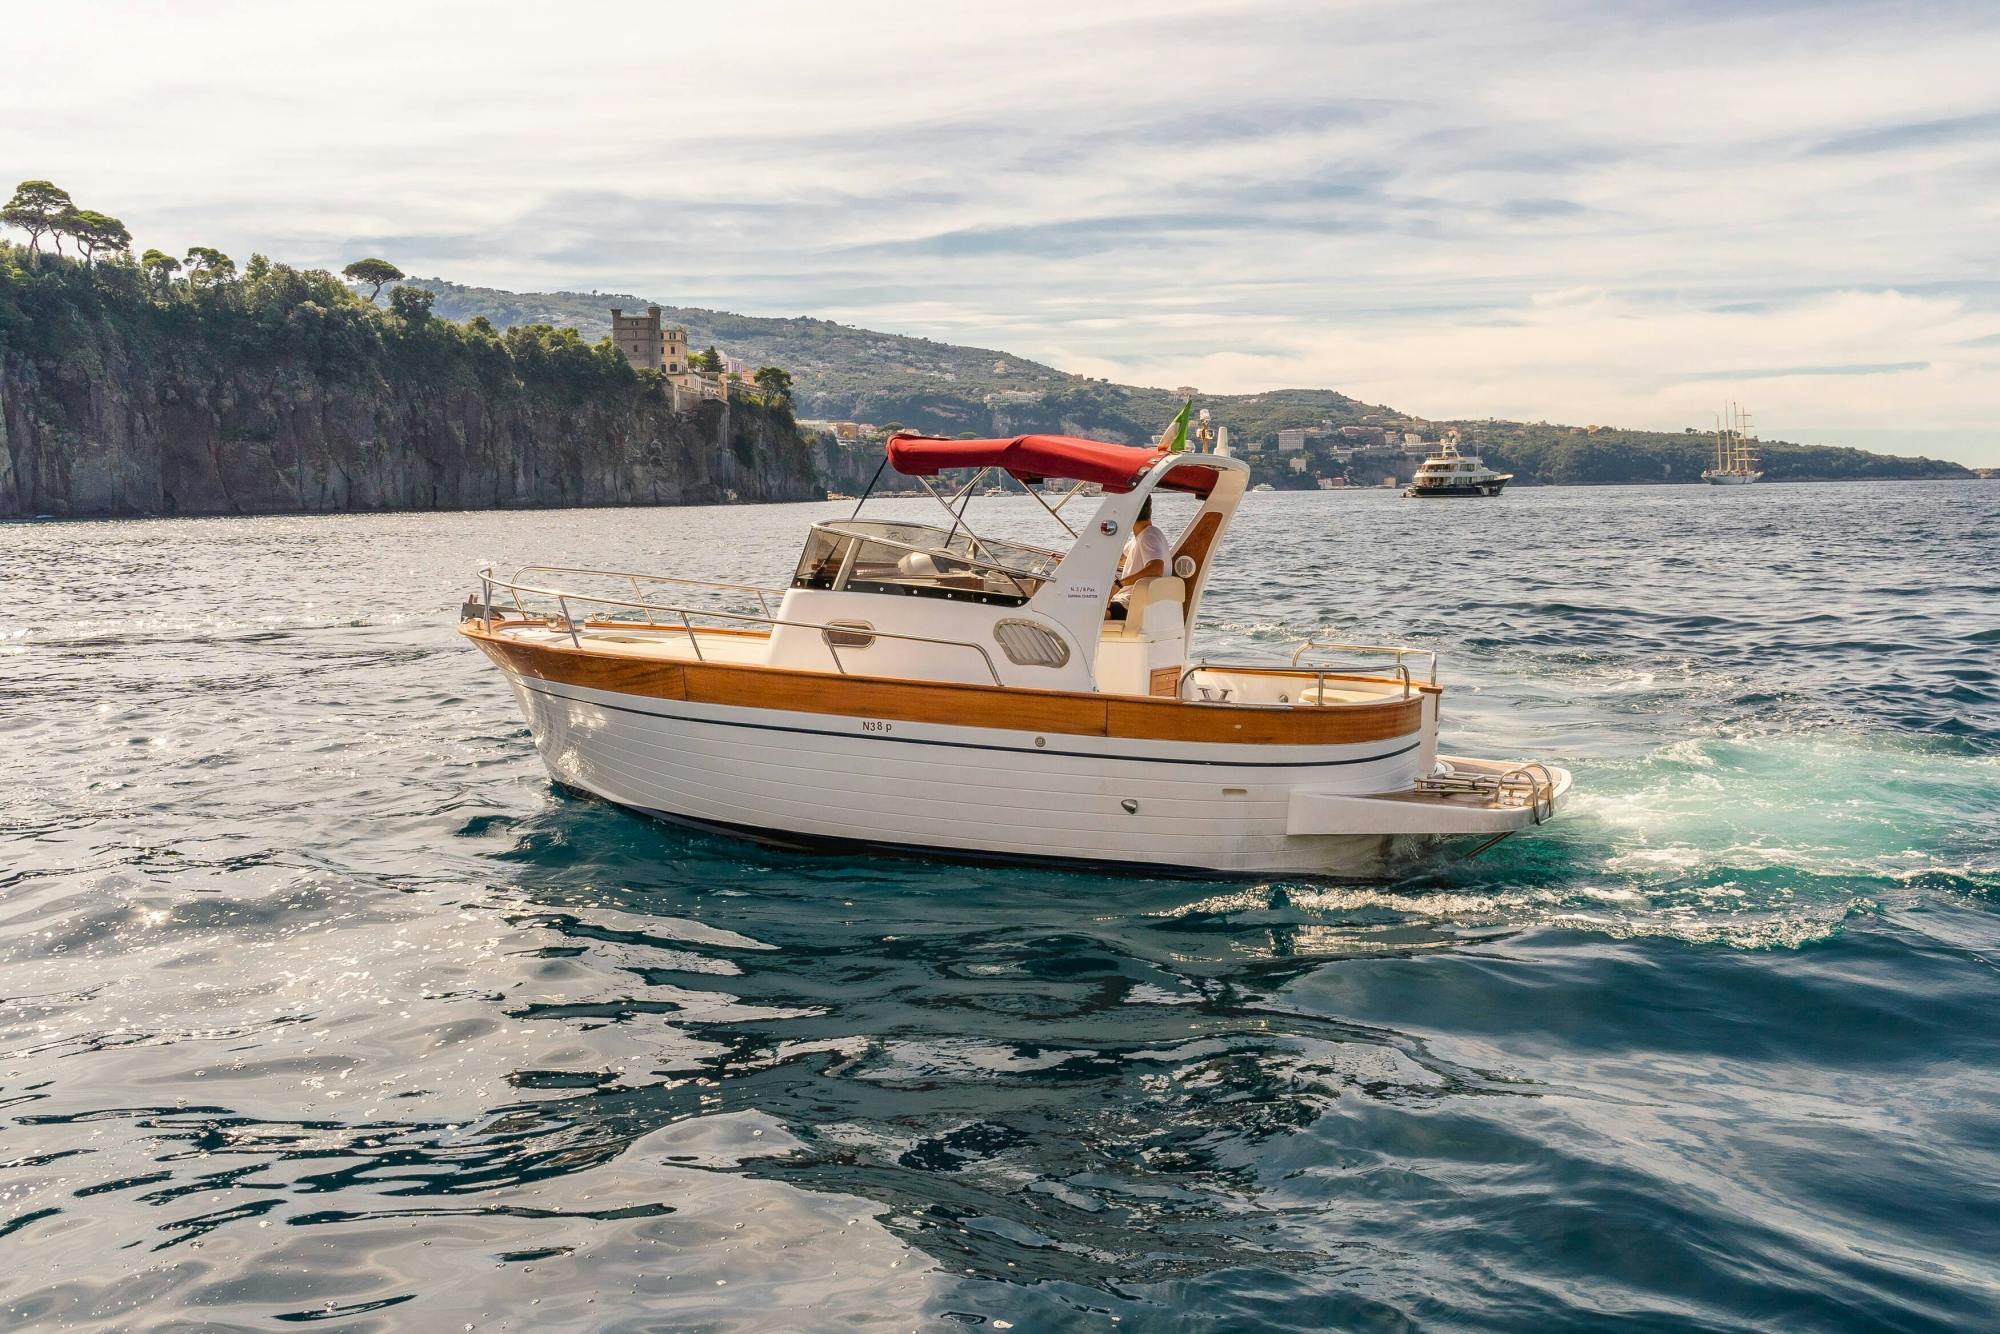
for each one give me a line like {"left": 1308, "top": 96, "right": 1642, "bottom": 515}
{"left": 1108, "top": 576, "right": 1184, "bottom": 639}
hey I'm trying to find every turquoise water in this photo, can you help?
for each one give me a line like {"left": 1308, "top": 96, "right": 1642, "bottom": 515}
{"left": 2, "top": 481, "right": 1996, "bottom": 1329}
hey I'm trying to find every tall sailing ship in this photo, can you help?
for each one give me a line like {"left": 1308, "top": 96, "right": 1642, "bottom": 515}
{"left": 1703, "top": 404, "right": 1762, "bottom": 485}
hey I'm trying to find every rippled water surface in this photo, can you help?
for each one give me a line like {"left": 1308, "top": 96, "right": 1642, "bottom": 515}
{"left": 3, "top": 481, "right": 1997, "bottom": 1331}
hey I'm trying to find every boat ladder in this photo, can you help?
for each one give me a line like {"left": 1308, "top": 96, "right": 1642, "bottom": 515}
{"left": 1414, "top": 761, "right": 1558, "bottom": 825}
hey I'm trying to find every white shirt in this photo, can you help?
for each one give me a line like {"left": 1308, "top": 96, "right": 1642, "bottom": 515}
{"left": 1122, "top": 523, "right": 1172, "bottom": 581}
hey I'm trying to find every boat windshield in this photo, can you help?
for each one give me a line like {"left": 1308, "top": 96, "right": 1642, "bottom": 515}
{"left": 791, "top": 520, "right": 1067, "bottom": 607}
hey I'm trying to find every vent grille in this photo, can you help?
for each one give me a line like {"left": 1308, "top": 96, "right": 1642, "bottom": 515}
{"left": 994, "top": 619, "right": 1070, "bottom": 668}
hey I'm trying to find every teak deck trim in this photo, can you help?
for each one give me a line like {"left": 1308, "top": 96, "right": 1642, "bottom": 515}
{"left": 463, "top": 620, "right": 1423, "bottom": 746}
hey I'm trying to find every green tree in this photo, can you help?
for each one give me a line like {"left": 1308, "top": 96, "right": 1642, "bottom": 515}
{"left": 1, "top": 180, "right": 72, "bottom": 263}
{"left": 695, "top": 345, "right": 724, "bottom": 372}
{"left": 341, "top": 257, "right": 404, "bottom": 301}
{"left": 139, "top": 248, "right": 181, "bottom": 296}
{"left": 184, "top": 246, "right": 236, "bottom": 289}
{"left": 67, "top": 210, "right": 132, "bottom": 268}
{"left": 388, "top": 284, "right": 434, "bottom": 321}
{"left": 752, "top": 365, "right": 793, "bottom": 406}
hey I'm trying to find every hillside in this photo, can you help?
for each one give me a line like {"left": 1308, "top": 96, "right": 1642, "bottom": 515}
{"left": 413, "top": 277, "right": 1383, "bottom": 445}
{"left": 0, "top": 248, "right": 823, "bottom": 518}
{"left": 413, "top": 278, "right": 1975, "bottom": 485}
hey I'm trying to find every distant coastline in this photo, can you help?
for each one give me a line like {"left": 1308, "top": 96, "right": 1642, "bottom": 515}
{"left": 0, "top": 224, "right": 1971, "bottom": 520}
{"left": 415, "top": 276, "right": 1976, "bottom": 490}
{"left": 3, "top": 472, "right": 1985, "bottom": 529}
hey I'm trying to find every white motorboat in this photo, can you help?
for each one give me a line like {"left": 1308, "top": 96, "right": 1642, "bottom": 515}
{"left": 462, "top": 433, "right": 1569, "bottom": 878}
{"left": 1405, "top": 435, "right": 1511, "bottom": 497}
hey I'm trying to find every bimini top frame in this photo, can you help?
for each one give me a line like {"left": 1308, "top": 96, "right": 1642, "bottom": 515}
{"left": 885, "top": 432, "right": 1227, "bottom": 496}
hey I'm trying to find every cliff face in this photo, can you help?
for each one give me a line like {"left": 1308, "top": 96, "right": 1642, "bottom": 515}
{"left": 0, "top": 258, "right": 824, "bottom": 519}
{"left": 0, "top": 356, "right": 823, "bottom": 519}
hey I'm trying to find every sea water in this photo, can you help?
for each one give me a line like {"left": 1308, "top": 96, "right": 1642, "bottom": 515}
{"left": 1, "top": 481, "right": 1995, "bottom": 1330}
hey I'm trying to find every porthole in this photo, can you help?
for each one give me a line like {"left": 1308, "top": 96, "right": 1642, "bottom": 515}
{"left": 822, "top": 620, "right": 875, "bottom": 649}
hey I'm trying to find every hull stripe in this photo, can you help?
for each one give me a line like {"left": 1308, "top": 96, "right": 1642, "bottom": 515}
{"left": 517, "top": 679, "right": 1420, "bottom": 771}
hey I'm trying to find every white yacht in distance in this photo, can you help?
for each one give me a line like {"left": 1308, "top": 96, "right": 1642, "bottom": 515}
{"left": 461, "top": 431, "right": 1569, "bottom": 878}
{"left": 1405, "top": 433, "right": 1511, "bottom": 497}
{"left": 1703, "top": 404, "right": 1762, "bottom": 484}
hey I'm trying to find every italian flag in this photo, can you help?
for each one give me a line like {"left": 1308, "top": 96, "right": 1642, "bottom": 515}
{"left": 1157, "top": 400, "right": 1193, "bottom": 453}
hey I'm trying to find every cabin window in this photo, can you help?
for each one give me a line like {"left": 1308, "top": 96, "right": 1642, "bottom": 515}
{"left": 792, "top": 527, "right": 853, "bottom": 590}
{"left": 790, "top": 520, "right": 1057, "bottom": 607}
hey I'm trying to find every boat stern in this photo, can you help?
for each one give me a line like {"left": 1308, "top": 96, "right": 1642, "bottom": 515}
{"left": 1286, "top": 755, "right": 1570, "bottom": 838}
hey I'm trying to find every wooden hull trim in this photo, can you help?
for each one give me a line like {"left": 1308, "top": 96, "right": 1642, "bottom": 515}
{"left": 464, "top": 621, "right": 1423, "bottom": 747}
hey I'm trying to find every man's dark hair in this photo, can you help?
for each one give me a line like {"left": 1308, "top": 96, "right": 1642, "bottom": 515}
{"left": 1138, "top": 498, "right": 1153, "bottom": 523}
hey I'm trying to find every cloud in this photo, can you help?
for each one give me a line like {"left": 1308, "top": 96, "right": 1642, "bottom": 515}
{"left": 1069, "top": 289, "right": 1998, "bottom": 450}
{"left": 1809, "top": 111, "right": 2000, "bottom": 156}
{"left": 1681, "top": 361, "right": 1931, "bottom": 382}
{"left": 3, "top": 0, "right": 1998, "bottom": 462}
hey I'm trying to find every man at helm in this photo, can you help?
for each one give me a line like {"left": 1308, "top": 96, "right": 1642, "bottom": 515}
{"left": 1108, "top": 498, "right": 1171, "bottom": 619}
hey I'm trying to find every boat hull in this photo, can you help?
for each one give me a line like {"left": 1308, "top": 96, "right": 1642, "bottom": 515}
{"left": 1703, "top": 471, "right": 1762, "bottom": 485}
{"left": 500, "top": 671, "right": 1563, "bottom": 879}
{"left": 1405, "top": 481, "right": 1507, "bottom": 497}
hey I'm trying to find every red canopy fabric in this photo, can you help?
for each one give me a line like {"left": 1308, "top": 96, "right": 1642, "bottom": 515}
{"left": 885, "top": 432, "right": 1219, "bottom": 495}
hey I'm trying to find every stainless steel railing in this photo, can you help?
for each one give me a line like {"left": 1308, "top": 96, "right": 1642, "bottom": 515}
{"left": 1289, "top": 640, "right": 1438, "bottom": 685}
{"left": 1178, "top": 638, "right": 1435, "bottom": 705}
{"left": 510, "top": 564, "right": 791, "bottom": 620}
{"left": 1415, "top": 760, "right": 1558, "bottom": 823}
{"left": 473, "top": 566, "right": 1005, "bottom": 686}
{"left": 1176, "top": 659, "right": 1414, "bottom": 705}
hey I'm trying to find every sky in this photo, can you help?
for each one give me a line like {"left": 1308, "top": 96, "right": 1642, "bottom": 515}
{"left": 7, "top": 0, "right": 1999, "bottom": 463}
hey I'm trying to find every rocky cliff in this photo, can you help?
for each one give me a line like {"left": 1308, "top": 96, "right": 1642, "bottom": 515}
{"left": 0, "top": 253, "right": 825, "bottom": 519}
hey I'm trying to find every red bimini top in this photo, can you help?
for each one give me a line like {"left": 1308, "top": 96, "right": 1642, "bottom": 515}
{"left": 884, "top": 432, "right": 1221, "bottom": 496}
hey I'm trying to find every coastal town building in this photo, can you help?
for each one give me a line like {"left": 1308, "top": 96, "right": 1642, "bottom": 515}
{"left": 1278, "top": 428, "right": 1307, "bottom": 452}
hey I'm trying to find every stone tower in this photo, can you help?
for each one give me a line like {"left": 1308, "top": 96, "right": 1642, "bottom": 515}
{"left": 609, "top": 305, "right": 662, "bottom": 370}
{"left": 608, "top": 304, "right": 690, "bottom": 378}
